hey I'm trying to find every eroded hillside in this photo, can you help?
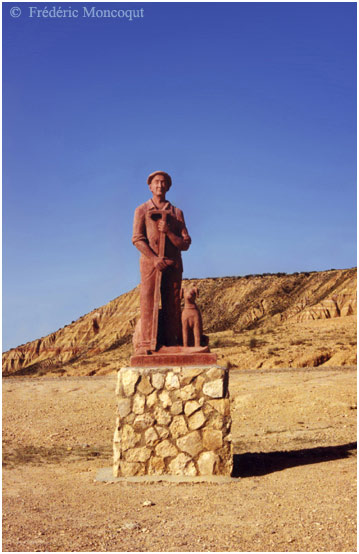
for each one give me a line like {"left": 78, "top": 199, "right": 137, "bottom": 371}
{"left": 3, "top": 268, "right": 356, "bottom": 376}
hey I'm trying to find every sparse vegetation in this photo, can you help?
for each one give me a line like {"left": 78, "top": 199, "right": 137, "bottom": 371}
{"left": 249, "top": 338, "right": 258, "bottom": 349}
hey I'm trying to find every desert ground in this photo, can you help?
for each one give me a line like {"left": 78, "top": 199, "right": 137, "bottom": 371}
{"left": 3, "top": 366, "right": 357, "bottom": 552}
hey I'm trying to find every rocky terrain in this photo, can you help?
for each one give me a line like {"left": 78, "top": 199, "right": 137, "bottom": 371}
{"left": 3, "top": 268, "right": 356, "bottom": 376}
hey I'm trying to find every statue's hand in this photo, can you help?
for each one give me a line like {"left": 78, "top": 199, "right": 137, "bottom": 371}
{"left": 157, "top": 220, "right": 169, "bottom": 234}
{"left": 153, "top": 257, "right": 174, "bottom": 271}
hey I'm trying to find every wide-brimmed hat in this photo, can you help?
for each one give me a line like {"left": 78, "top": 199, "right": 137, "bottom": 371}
{"left": 147, "top": 171, "right": 172, "bottom": 189}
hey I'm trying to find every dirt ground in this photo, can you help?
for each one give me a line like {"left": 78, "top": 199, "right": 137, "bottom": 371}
{"left": 2, "top": 367, "right": 357, "bottom": 552}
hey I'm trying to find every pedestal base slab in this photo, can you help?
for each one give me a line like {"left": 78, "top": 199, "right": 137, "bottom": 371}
{"left": 130, "top": 352, "right": 217, "bottom": 367}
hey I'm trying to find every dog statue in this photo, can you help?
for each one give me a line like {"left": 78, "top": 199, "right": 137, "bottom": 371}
{"left": 181, "top": 285, "right": 203, "bottom": 347}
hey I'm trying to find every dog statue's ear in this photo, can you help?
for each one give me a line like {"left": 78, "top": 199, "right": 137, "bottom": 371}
{"left": 180, "top": 287, "right": 184, "bottom": 299}
{"left": 194, "top": 286, "right": 199, "bottom": 297}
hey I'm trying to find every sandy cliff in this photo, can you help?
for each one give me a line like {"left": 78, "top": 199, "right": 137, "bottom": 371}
{"left": 2, "top": 268, "right": 356, "bottom": 376}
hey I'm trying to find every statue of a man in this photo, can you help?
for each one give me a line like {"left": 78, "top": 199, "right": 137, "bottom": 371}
{"left": 132, "top": 171, "right": 191, "bottom": 354}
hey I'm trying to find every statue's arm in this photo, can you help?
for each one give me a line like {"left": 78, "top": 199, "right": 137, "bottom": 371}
{"left": 134, "top": 240, "right": 156, "bottom": 260}
{"left": 180, "top": 211, "right": 191, "bottom": 251}
{"left": 162, "top": 209, "right": 191, "bottom": 251}
{"left": 132, "top": 206, "right": 156, "bottom": 260}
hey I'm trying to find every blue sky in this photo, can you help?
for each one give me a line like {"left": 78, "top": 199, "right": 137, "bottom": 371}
{"left": 3, "top": 2, "right": 357, "bottom": 351}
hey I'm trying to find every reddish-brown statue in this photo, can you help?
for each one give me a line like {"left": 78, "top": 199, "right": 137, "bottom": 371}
{"left": 131, "top": 171, "right": 216, "bottom": 366}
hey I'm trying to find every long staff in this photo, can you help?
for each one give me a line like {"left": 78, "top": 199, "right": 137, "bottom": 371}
{"left": 150, "top": 212, "right": 167, "bottom": 351}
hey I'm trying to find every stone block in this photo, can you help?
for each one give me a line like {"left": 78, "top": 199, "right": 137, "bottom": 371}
{"left": 206, "top": 367, "right": 224, "bottom": 380}
{"left": 203, "top": 403, "right": 215, "bottom": 416}
{"left": 155, "top": 440, "right": 178, "bottom": 458}
{"left": 184, "top": 400, "right": 201, "bottom": 417}
{"left": 185, "top": 461, "right": 198, "bottom": 476}
{"left": 203, "top": 429, "right": 223, "bottom": 450}
{"left": 198, "top": 451, "right": 218, "bottom": 475}
{"left": 144, "top": 427, "right": 159, "bottom": 446}
{"left": 146, "top": 390, "right": 157, "bottom": 408}
{"left": 121, "top": 369, "right": 140, "bottom": 397}
{"left": 165, "top": 372, "right": 180, "bottom": 390}
{"left": 155, "top": 425, "right": 169, "bottom": 440}
{"left": 170, "top": 400, "right": 183, "bottom": 415}
{"left": 176, "top": 431, "right": 202, "bottom": 457}
{"left": 151, "top": 373, "right": 165, "bottom": 390}
{"left": 207, "top": 398, "right": 231, "bottom": 416}
{"left": 179, "top": 367, "right": 204, "bottom": 386}
{"left": 117, "top": 398, "right": 132, "bottom": 418}
{"left": 217, "top": 443, "right": 233, "bottom": 462}
{"left": 168, "top": 453, "right": 192, "bottom": 474}
{"left": 179, "top": 384, "right": 197, "bottom": 401}
{"left": 126, "top": 413, "right": 135, "bottom": 425}
{"left": 148, "top": 456, "right": 165, "bottom": 475}
{"left": 133, "top": 413, "right": 155, "bottom": 431}
{"left": 217, "top": 443, "right": 233, "bottom": 475}
{"left": 194, "top": 375, "right": 206, "bottom": 392}
{"left": 133, "top": 394, "right": 145, "bottom": 415}
{"left": 207, "top": 411, "right": 224, "bottom": 430}
{"left": 124, "top": 447, "right": 151, "bottom": 463}
{"left": 118, "top": 461, "right": 145, "bottom": 477}
{"left": 154, "top": 406, "right": 172, "bottom": 426}
{"left": 137, "top": 375, "right": 154, "bottom": 395}
{"left": 121, "top": 424, "right": 140, "bottom": 450}
{"left": 159, "top": 390, "right": 172, "bottom": 408}
{"left": 188, "top": 409, "right": 206, "bottom": 430}
{"left": 113, "top": 445, "right": 121, "bottom": 465}
{"left": 203, "top": 379, "right": 224, "bottom": 398}
{"left": 169, "top": 415, "right": 188, "bottom": 439}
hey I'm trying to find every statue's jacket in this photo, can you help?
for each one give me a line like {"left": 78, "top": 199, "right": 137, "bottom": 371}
{"left": 132, "top": 199, "right": 191, "bottom": 272}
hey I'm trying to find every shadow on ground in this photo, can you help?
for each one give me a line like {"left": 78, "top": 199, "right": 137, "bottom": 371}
{"left": 232, "top": 442, "right": 357, "bottom": 478}
{"left": 2, "top": 444, "right": 113, "bottom": 468}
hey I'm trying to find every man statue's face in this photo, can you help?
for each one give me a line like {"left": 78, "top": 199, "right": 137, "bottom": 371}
{"left": 149, "top": 174, "right": 168, "bottom": 196}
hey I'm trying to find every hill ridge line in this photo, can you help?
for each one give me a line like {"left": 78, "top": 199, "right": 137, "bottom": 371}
{"left": 3, "top": 267, "right": 356, "bottom": 376}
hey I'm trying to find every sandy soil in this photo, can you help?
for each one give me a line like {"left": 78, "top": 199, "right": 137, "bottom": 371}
{"left": 2, "top": 367, "right": 357, "bottom": 552}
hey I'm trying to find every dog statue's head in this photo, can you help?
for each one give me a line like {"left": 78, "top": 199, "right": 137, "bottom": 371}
{"left": 181, "top": 285, "right": 199, "bottom": 304}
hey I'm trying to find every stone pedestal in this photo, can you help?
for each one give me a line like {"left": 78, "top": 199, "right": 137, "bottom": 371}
{"left": 113, "top": 366, "right": 232, "bottom": 478}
